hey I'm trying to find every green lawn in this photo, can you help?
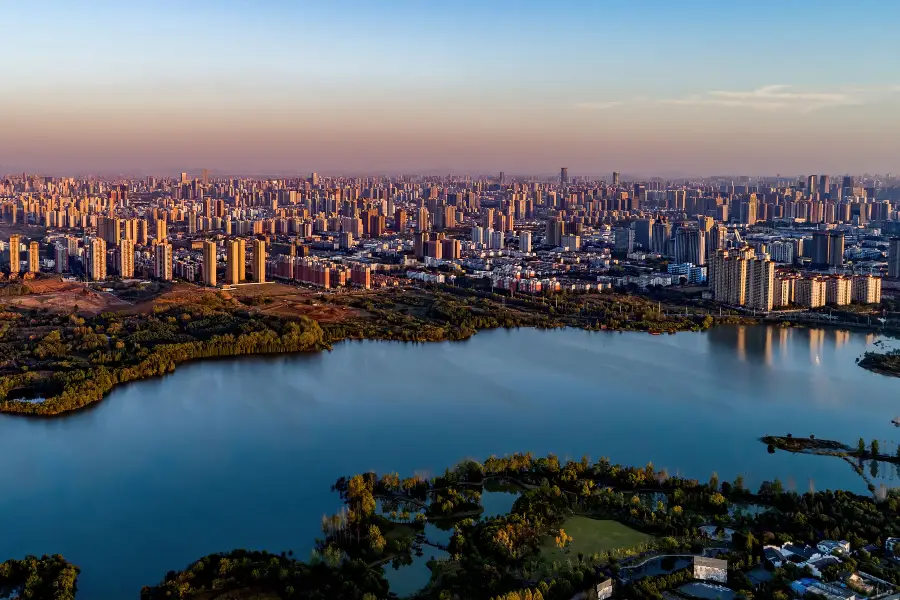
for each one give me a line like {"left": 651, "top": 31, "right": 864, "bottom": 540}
{"left": 539, "top": 516, "right": 653, "bottom": 563}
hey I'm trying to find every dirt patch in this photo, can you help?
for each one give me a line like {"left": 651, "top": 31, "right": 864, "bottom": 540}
{"left": 0, "top": 277, "right": 131, "bottom": 315}
{"left": 227, "top": 282, "right": 362, "bottom": 323}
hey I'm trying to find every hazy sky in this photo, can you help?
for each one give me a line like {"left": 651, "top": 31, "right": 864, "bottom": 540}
{"left": 2, "top": 0, "right": 899, "bottom": 176}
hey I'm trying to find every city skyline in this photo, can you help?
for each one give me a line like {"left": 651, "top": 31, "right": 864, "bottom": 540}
{"left": 2, "top": 0, "right": 899, "bottom": 175}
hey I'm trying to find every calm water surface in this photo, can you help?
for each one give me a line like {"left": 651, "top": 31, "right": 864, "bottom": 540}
{"left": 0, "top": 325, "right": 898, "bottom": 598}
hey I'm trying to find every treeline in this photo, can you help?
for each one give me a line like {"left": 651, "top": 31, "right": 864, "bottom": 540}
{"left": 0, "top": 315, "right": 325, "bottom": 415}
{"left": 859, "top": 349, "right": 900, "bottom": 377}
{"left": 0, "top": 554, "right": 79, "bottom": 600}
{"left": 139, "top": 549, "right": 387, "bottom": 599}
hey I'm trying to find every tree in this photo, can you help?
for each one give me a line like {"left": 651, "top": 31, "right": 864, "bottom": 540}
{"left": 734, "top": 474, "right": 745, "bottom": 492}
{"left": 871, "top": 439, "right": 880, "bottom": 456}
{"left": 709, "top": 471, "right": 719, "bottom": 492}
{"left": 858, "top": 438, "right": 866, "bottom": 455}
{"left": 555, "top": 528, "right": 573, "bottom": 550}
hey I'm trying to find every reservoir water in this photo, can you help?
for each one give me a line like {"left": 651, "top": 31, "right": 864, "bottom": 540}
{"left": 0, "top": 325, "right": 897, "bottom": 598}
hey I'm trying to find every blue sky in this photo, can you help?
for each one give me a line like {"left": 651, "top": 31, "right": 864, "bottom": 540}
{"left": 1, "top": 0, "right": 898, "bottom": 175}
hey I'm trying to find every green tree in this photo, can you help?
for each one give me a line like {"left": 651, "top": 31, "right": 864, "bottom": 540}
{"left": 858, "top": 438, "right": 866, "bottom": 455}
{"left": 871, "top": 439, "right": 880, "bottom": 456}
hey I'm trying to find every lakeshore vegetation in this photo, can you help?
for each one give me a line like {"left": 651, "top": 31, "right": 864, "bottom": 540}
{"left": 0, "top": 284, "right": 740, "bottom": 416}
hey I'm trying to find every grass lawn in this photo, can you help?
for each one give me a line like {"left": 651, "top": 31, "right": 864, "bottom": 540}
{"left": 539, "top": 516, "right": 653, "bottom": 563}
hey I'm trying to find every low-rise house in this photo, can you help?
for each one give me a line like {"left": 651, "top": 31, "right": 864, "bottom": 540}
{"left": 791, "top": 579, "right": 856, "bottom": 600}
{"left": 807, "top": 556, "right": 842, "bottom": 578}
{"left": 818, "top": 540, "right": 851, "bottom": 556}
{"left": 764, "top": 546, "right": 786, "bottom": 568}
{"left": 782, "top": 543, "right": 822, "bottom": 564}
{"left": 693, "top": 557, "right": 728, "bottom": 583}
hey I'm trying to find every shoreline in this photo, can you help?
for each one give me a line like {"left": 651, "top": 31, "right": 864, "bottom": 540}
{"left": 0, "top": 315, "right": 882, "bottom": 419}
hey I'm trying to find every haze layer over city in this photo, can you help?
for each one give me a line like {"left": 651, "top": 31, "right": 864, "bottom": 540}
{"left": 2, "top": 2, "right": 900, "bottom": 600}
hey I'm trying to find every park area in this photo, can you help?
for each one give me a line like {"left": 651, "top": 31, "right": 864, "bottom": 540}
{"left": 540, "top": 516, "right": 653, "bottom": 564}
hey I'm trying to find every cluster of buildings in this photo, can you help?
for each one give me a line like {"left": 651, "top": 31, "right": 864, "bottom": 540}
{"left": 0, "top": 170, "right": 897, "bottom": 311}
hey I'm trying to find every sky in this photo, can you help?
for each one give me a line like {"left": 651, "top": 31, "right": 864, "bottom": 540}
{"left": 1, "top": 0, "right": 899, "bottom": 177}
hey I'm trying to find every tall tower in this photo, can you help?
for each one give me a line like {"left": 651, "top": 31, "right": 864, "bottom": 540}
{"left": 27, "top": 241, "right": 39, "bottom": 273}
{"left": 8, "top": 234, "right": 20, "bottom": 273}
{"left": 226, "top": 240, "right": 241, "bottom": 284}
{"left": 612, "top": 171, "right": 620, "bottom": 187}
{"left": 154, "top": 242, "right": 173, "bottom": 281}
{"left": 889, "top": 238, "right": 900, "bottom": 279}
{"left": 118, "top": 238, "right": 135, "bottom": 278}
{"left": 89, "top": 237, "right": 107, "bottom": 281}
{"left": 252, "top": 239, "right": 266, "bottom": 283}
{"left": 560, "top": 167, "right": 568, "bottom": 187}
{"left": 202, "top": 240, "right": 217, "bottom": 286}
{"left": 238, "top": 239, "right": 246, "bottom": 281}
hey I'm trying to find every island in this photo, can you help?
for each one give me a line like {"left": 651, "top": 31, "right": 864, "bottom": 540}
{"left": 104, "top": 453, "right": 900, "bottom": 598}
{"left": 858, "top": 349, "right": 900, "bottom": 378}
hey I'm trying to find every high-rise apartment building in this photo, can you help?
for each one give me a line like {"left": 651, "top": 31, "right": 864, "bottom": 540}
{"left": 711, "top": 247, "right": 755, "bottom": 306}
{"left": 795, "top": 277, "right": 826, "bottom": 308}
{"left": 560, "top": 167, "right": 568, "bottom": 187}
{"left": 89, "top": 237, "right": 107, "bottom": 281}
{"left": 252, "top": 239, "right": 266, "bottom": 283}
{"left": 154, "top": 242, "right": 173, "bottom": 281}
{"left": 27, "top": 241, "right": 39, "bottom": 273}
{"left": 8, "top": 234, "right": 20, "bottom": 273}
{"left": 851, "top": 275, "right": 882, "bottom": 304}
{"left": 54, "top": 244, "right": 69, "bottom": 274}
{"left": 825, "top": 276, "right": 851, "bottom": 306}
{"left": 202, "top": 240, "right": 217, "bottom": 286}
{"left": 519, "top": 231, "right": 532, "bottom": 253}
{"left": 612, "top": 172, "right": 620, "bottom": 187}
{"left": 226, "top": 240, "right": 242, "bottom": 284}
{"left": 810, "top": 231, "right": 831, "bottom": 267}
{"left": 238, "top": 239, "right": 246, "bottom": 281}
{"left": 747, "top": 255, "right": 775, "bottom": 311}
{"left": 156, "top": 219, "right": 167, "bottom": 241}
{"left": 118, "top": 238, "right": 134, "bottom": 278}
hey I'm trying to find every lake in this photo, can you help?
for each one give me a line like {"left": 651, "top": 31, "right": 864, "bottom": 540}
{"left": 0, "top": 325, "right": 898, "bottom": 598}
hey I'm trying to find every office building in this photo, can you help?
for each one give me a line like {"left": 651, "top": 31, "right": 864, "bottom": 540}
{"left": 796, "top": 277, "right": 826, "bottom": 308}
{"left": 674, "top": 228, "right": 706, "bottom": 266}
{"left": 612, "top": 171, "right": 620, "bottom": 187}
{"left": 810, "top": 232, "right": 831, "bottom": 267}
{"left": 560, "top": 167, "right": 568, "bottom": 187}
{"left": 889, "top": 238, "right": 900, "bottom": 279}
{"left": 27, "top": 241, "right": 39, "bottom": 273}
{"left": 851, "top": 275, "right": 882, "bottom": 304}
{"left": 202, "top": 240, "right": 217, "bottom": 286}
{"left": 651, "top": 220, "right": 671, "bottom": 254}
{"left": 118, "top": 238, "right": 134, "bottom": 278}
{"left": 807, "top": 175, "right": 817, "bottom": 196}
{"left": 8, "top": 234, "right": 20, "bottom": 273}
{"left": 154, "top": 242, "right": 173, "bottom": 281}
{"left": 634, "top": 218, "right": 653, "bottom": 250}
{"left": 829, "top": 233, "right": 844, "bottom": 268}
{"left": 252, "top": 239, "right": 266, "bottom": 283}
{"left": 614, "top": 227, "right": 635, "bottom": 253}
{"left": 441, "top": 238, "right": 461, "bottom": 260}
{"left": 89, "top": 237, "right": 107, "bottom": 281}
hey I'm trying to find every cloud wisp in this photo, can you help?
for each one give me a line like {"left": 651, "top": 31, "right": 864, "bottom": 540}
{"left": 660, "top": 85, "right": 859, "bottom": 112}
{"left": 574, "top": 101, "right": 624, "bottom": 110}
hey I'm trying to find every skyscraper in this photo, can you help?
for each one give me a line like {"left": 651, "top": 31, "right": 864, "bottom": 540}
{"left": 202, "top": 240, "right": 217, "bottom": 286}
{"left": 238, "top": 239, "right": 246, "bottom": 281}
{"left": 829, "top": 233, "right": 844, "bottom": 268}
{"left": 810, "top": 231, "right": 831, "bottom": 267}
{"left": 252, "top": 239, "right": 266, "bottom": 283}
{"left": 612, "top": 172, "right": 620, "bottom": 187}
{"left": 8, "top": 234, "right": 20, "bottom": 273}
{"left": 26, "top": 240, "right": 39, "bottom": 273}
{"left": 634, "top": 218, "right": 654, "bottom": 250}
{"left": 559, "top": 167, "right": 568, "bottom": 187}
{"left": 888, "top": 238, "right": 900, "bottom": 279}
{"left": 674, "top": 228, "right": 706, "bottom": 265}
{"left": 118, "top": 238, "right": 134, "bottom": 278}
{"left": 807, "top": 175, "right": 817, "bottom": 196}
{"left": 154, "top": 242, "right": 173, "bottom": 281}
